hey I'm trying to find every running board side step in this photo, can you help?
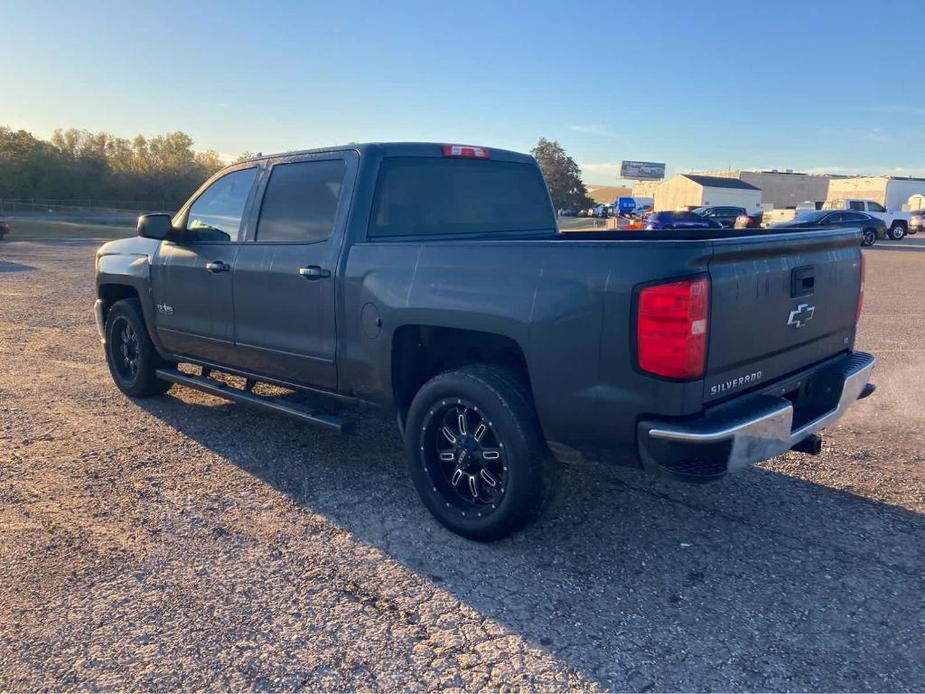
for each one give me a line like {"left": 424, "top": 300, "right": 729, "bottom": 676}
{"left": 155, "top": 368, "right": 353, "bottom": 433}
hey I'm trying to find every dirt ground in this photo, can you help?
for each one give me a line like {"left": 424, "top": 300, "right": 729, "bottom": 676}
{"left": 0, "top": 236, "right": 923, "bottom": 691}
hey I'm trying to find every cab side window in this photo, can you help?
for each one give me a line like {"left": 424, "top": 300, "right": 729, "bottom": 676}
{"left": 255, "top": 159, "right": 346, "bottom": 243}
{"left": 848, "top": 201, "right": 865, "bottom": 211}
{"left": 867, "top": 202, "right": 886, "bottom": 213}
{"left": 185, "top": 168, "right": 258, "bottom": 243}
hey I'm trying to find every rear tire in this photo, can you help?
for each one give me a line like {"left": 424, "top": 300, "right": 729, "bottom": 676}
{"left": 888, "top": 222, "right": 906, "bottom": 240}
{"left": 104, "top": 298, "right": 172, "bottom": 397}
{"left": 861, "top": 228, "right": 877, "bottom": 247}
{"left": 404, "top": 365, "right": 549, "bottom": 541}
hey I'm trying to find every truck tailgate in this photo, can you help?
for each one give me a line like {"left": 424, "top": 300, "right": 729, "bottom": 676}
{"left": 704, "top": 228, "right": 861, "bottom": 403}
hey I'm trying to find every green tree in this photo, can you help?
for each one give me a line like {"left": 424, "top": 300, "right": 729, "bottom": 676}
{"left": 531, "top": 137, "right": 593, "bottom": 211}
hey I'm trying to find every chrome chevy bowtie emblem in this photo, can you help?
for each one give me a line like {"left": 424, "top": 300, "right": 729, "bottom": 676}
{"left": 788, "top": 303, "right": 815, "bottom": 328}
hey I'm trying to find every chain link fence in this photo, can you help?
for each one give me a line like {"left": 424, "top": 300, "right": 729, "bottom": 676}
{"left": 0, "top": 198, "right": 177, "bottom": 216}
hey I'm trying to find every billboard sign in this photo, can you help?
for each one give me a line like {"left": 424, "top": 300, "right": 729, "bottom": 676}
{"left": 620, "top": 160, "right": 666, "bottom": 180}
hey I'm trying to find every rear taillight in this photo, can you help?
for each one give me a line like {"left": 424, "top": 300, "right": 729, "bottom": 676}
{"left": 442, "top": 144, "right": 490, "bottom": 158}
{"left": 856, "top": 254, "right": 865, "bottom": 323}
{"left": 637, "top": 277, "right": 709, "bottom": 379}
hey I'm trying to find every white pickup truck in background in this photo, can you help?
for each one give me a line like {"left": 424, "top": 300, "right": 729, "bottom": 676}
{"left": 823, "top": 199, "right": 911, "bottom": 240}
{"left": 762, "top": 201, "right": 823, "bottom": 227}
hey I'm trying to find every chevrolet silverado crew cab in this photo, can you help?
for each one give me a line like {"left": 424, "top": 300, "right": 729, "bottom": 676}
{"left": 94, "top": 143, "right": 875, "bottom": 540}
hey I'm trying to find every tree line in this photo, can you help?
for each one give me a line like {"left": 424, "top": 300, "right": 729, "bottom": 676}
{"left": 0, "top": 126, "right": 594, "bottom": 214}
{"left": 0, "top": 126, "right": 227, "bottom": 210}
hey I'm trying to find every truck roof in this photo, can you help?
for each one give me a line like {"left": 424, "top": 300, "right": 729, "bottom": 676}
{"left": 237, "top": 142, "right": 536, "bottom": 165}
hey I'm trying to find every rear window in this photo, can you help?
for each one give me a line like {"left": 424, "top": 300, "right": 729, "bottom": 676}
{"left": 368, "top": 157, "right": 554, "bottom": 237}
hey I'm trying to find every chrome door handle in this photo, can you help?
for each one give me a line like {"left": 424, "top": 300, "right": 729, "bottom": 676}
{"left": 206, "top": 261, "right": 230, "bottom": 273}
{"left": 299, "top": 266, "right": 331, "bottom": 280}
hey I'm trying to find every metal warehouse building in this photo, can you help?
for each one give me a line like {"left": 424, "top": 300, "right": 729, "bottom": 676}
{"left": 827, "top": 176, "right": 925, "bottom": 211}
{"left": 652, "top": 174, "right": 762, "bottom": 212}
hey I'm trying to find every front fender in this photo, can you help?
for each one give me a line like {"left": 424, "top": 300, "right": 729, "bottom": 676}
{"left": 95, "top": 237, "right": 165, "bottom": 352}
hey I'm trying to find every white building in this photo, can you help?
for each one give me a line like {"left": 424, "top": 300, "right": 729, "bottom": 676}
{"left": 700, "top": 170, "right": 834, "bottom": 209}
{"left": 827, "top": 177, "right": 925, "bottom": 211}
{"left": 631, "top": 180, "right": 662, "bottom": 199}
{"left": 653, "top": 174, "right": 761, "bottom": 212}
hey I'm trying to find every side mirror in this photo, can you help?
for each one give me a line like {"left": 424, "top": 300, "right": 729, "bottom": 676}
{"left": 137, "top": 213, "right": 173, "bottom": 240}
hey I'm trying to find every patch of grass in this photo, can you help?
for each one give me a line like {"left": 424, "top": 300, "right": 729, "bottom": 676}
{"left": 2, "top": 219, "right": 135, "bottom": 241}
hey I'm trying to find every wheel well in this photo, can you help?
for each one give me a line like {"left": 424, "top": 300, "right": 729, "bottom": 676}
{"left": 891, "top": 220, "right": 908, "bottom": 229}
{"left": 98, "top": 284, "right": 139, "bottom": 321}
{"left": 391, "top": 325, "right": 533, "bottom": 424}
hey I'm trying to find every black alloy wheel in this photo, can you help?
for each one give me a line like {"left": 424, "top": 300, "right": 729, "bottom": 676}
{"left": 104, "top": 298, "right": 172, "bottom": 397}
{"left": 405, "top": 365, "right": 549, "bottom": 541}
{"left": 422, "top": 398, "right": 507, "bottom": 512}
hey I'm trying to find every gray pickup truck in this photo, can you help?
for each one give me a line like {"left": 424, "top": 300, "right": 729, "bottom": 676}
{"left": 94, "top": 142, "right": 875, "bottom": 540}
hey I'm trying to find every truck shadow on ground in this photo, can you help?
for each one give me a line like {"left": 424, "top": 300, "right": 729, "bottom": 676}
{"left": 136, "top": 391, "right": 924, "bottom": 691}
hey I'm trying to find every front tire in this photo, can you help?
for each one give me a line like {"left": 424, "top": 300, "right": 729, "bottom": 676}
{"left": 404, "top": 365, "right": 548, "bottom": 541}
{"left": 104, "top": 298, "right": 172, "bottom": 397}
{"left": 861, "top": 228, "right": 877, "bottom": 246}
{"left": 888, "top": 222, "right": 906, "bottom": 240}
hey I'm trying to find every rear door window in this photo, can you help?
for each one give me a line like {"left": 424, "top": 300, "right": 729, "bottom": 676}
{"left": 867, "top": 202, "right": 886, "bottom": 213}
{"left": 369, "top": 157, "right": 554, "bottom": 237}
{"left": 256, "top": 159, "right": 346, "bottom": 243}
{"left": 849, "top": 201, "right": 865, "bottom": 211}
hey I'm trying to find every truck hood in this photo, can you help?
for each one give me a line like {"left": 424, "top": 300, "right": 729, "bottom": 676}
{"left": 96, "top": 235, "right": 161, "bottom": 259}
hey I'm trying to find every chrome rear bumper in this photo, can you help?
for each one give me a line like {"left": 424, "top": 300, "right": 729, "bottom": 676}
{"left": 638, "top": 351, "right": 875, "bottom": 479}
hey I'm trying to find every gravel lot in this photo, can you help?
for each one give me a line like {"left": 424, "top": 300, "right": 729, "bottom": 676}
{"left": 1, "top": 237, "right": 923, "bottom": 691}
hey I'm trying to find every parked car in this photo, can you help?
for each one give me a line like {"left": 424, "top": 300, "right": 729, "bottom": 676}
{"left": 908, "top": 209, "right": 924, "bottom": 235}
{"left": 691, "top": 206, "right": 753, "bottom": 228}
{"left": 771, "top": 210, "right": 886, "bottom": 246}
{"left": 576, "top": 209, "right": 587, "bottom": 217}
{"left": 645, "top": 211, "right": 723, "bottom": 230}
{"left": 822, "top": 199, "right": 910, "bottom": 240}
{"left": 93, "top": 142, "right": 875, "bottom": 541}
{"left": 734, "top": 210, "right": 764, "bottom": 229}
{"left": 0, "top": 216, "right": 9, "bottom": 240}
{"left": 557, "top": 209, "right": 576, "bottom": 217}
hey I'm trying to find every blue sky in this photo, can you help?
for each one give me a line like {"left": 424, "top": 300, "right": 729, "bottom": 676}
{"left": 3, "top": 0, "right": 923, "bottom": 185}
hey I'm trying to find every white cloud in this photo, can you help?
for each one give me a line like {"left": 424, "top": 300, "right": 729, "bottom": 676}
{"left": 579, "top": 161, "right": 621, "bottom": 176}
{"left": 867, "top": 104, "right": 925, "bottom": 116}
{"left": 569, "top": 124, "right": 621, "bottom": 138}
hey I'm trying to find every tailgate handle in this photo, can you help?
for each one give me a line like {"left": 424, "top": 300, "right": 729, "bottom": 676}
{"left": 791, "top": 265, "right": 814, "bottom": 297}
